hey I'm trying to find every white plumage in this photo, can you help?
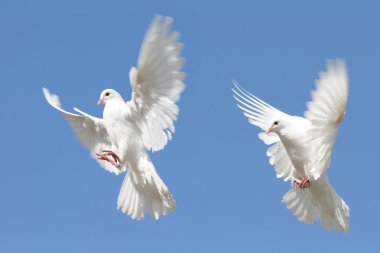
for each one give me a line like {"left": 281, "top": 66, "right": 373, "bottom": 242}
{"left": 43, "top": 15, "right": 185, "bottom": 220}
{"left": 233, "top": 60, "right": 350, "bottom": 232}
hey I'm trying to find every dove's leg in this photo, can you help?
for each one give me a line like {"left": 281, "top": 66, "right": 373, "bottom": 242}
{"left": 96, "top": 150, "right": 121, "bottom": 168}
{"left": 299, "top": 177, "right": 311, "bottom": 188}
{"left": 96, "top": 153, "right": 120, "bottom": 167}
{"left": 102, "top": 150, "right": 121, "bottom": 163}
{"left": 292, "top": 177, "right": 311, "bottom": 189}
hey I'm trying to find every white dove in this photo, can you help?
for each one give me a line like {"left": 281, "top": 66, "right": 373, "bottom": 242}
{"left": 42, "top": 16, "right": 185, "bottom": 220}
{"left": 233, "top": 59, "right": 350, "bottom": 232}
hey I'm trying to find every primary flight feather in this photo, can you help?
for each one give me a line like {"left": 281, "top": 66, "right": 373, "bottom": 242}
{"left": 43, "top": 15, "right": 185, "bottom": 220}
{"left": 233, "top": 59, "right": 349, "bottom": 232}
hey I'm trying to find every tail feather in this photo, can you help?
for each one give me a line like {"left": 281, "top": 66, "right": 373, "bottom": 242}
{"left": 283, "top": 188, "right": 318, "bottom": 224}
{"left": 117, "top": 155, "right": 176, "bottom": 220}
{"left": 319, "top": 190, "right": 349, "bottom": 232}
{"left": 282, "top": 177, "right": 349, "bottom": 232}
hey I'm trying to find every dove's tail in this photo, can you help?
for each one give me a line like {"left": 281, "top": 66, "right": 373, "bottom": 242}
{"left": 282, "top": 175, "right": 349, "bottom": 232}
{"left": 117, "top": 153, "right": 176, "bottom": 220}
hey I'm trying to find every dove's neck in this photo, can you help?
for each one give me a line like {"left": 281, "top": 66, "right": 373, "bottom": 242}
{"left": 103, "top": 97, "right": 125, "bottom": 120}
{"left": 276, "top": 117, "right": 310, "bottom": 143}
{"left": 277, "top": 129, "right": 299, "bottom": 147}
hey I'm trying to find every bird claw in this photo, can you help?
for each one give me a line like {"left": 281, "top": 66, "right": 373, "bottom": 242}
{"left": 96, "top": 150, "right": 121, "bottom": 168}
{"left": 292, "top": 177, "right": 311, "bottom": 189}
{"left": 101, "top": 150, "right": 121, "bottom": 163}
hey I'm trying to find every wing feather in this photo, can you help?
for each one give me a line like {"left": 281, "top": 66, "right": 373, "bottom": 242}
{"left": 304, "top": 59, "right": 349, "bottom": 179}
{"left": 232, "top": 81, "right": 295, "bottom": 181}
{"left": 129, "top": 15, "right": 185, "bottom": 152}
{"left": 42, "top": 88, "right": 126, "bottom": 175}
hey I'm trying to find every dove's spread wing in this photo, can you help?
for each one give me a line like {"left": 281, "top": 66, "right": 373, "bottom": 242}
{"left": 43, "top": 88, "right": 126, "bottom": 175}
{"left": 129, "top": 15, "right": 185, "bottom": 152}
{"left": 232, "top": 82, "right": 295, "bottom": 181}
{"left": 304, "top": 60, "right": 348, "bottom": 180}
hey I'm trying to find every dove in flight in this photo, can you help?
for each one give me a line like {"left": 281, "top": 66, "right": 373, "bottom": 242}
{"left": 233, "top": 59, "right": 350, "bottom": 232}
{"left": 43, "top": 15, "right": 185, "bottom": 220}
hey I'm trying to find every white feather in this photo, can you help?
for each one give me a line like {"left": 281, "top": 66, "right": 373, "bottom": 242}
{"left": 42, "top": 15, "right": 184, "bottom": 220}
{"left": 233, "top": 81, "right": 295, "bottom": 182}
{"left": 305, "top": 59, "right": 348, "bottom": 180}
{"left": 42, "top": 88, "right": 126, "bottom": 175}
{"left": 233, "top": 59, "right": 350, "bottom": 232}
{"left": 130, "top": 15, "right": 186, "bottom": 152}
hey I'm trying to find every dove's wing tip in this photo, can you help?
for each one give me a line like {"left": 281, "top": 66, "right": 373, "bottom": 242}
{"left": 42, "top": 87, "right": 49, "bottom": 96}
{"left": 42, "top": 87, "right": 62, "bottom": 108}
{"left": 151, "top": 15, "right": 173, "bottom": 27}
{"left": 42, "top": 87, "right": 52, "bottom": 103}
{"left": 326, "top": 58, "right": 346, "bottom": 64}
{"left": 231, "top": 80, "right": 240, "bottom": 90}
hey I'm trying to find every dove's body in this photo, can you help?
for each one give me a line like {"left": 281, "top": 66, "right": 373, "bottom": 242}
{"left": 43, "top": 16, "right": 184, "bottom": 220}
{"left": 100, "top": 94, "right": 176, "bottom": 220}
{"left": 278, "top": 119, "right": 349, "bottom": 230}
{"left": 102, "top": 97, "right": 140, "bottom": 162}
{"left": 233, "top": 60, "right": 350, "bottom": 232}
{"left": 273, "top": 116, "right": 349, "bottom": 231}
{"left": 276, "top": 116, "right": 312, "bottom": 180}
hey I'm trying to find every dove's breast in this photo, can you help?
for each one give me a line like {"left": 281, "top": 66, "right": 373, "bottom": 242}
{"left": 281, "top": 136, "right": 309, "bottom": 180}
{"left": 103, "top": 101, "right": 144, "bottom": 162}
{"left": 279, "top": 117, "right": 312, "bottom": 180}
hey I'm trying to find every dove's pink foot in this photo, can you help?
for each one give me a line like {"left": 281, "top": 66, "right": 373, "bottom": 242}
{"left": 292, "top": 177, "right": 311, "bottom": 189}
{"left": 96, "top": 150, "right": 121, "bottom": 168}
{"left": 299, "top": 177, "right": 311, "bottom": 188}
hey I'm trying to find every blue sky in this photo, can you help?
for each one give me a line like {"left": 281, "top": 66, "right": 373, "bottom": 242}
{"left": 1, "top": 0, "right": 380, "bottom": 252}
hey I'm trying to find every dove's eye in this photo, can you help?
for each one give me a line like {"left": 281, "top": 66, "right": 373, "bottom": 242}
{"left": 274, "top": 121, "right": 279, "bottom": 125}
{"left": 105, "top": 92, "right": 110, "bottom": 96}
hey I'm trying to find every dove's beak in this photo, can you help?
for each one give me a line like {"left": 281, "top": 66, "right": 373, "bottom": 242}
{"left": 97, "top": 98, "right": 104, "bottom": 106}
{"left": 266, "top": 127, "right": 273, "bottom": 134}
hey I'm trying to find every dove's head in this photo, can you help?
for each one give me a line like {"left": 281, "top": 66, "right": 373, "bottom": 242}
{"left": 267, "top": 120, "right": 282, "bottom": 134}
{"left": 97, "top": 89, "right": 123, "bottom": 106}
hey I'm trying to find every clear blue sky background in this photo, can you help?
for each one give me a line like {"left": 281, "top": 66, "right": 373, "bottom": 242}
{"left": 1, "top": 0, "right": 379, "bottom": 252}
